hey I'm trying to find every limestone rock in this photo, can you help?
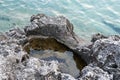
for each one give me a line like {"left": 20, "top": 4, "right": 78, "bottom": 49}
{"left": 24, "top": 14, "right": 86, "bottom": 50}
{"left": 1, "top": 14, "right": 120, "bottom": 80}
{"left": 24, "top": 14, "right": 90, "bottom": 63}
{"left": 0, "top": 37, "right": 76, "bottom": 80}
{"left": 79, "top": 65, "right": 113, "bottom": 80}
{"left": 91, "top": 33, "right": 107, "bottom": 42}
{"left": 91, "top": 35, "right": 120, "bottom": 79}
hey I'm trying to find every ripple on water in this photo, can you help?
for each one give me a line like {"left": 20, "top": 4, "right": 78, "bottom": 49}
{"left": 0, "top": 0, "right": 120, "bottom": 40}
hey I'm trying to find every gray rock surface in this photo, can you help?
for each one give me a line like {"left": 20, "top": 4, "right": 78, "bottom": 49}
{"left": 24, "top": 14, "right": 81, "bottom": 49}
{"left": 79, "top": 65, "right": 113, "bottom": 80}
{"left": 0, "top": 14, "right": 120, "bottom": 80}
{"left": 0, "top": 30, "right": 77, "bottom": 80}
{"left": 24, "top": 14, "right": 90, "bottom": 62}
{"left": 90, "top": 35, "right": 120, "bottom": 80}
{"left": 6, "top": 28, "right": 28, "bottom": 45}
{"left": 0, "top": 32, "right": 7, "bottom": 41}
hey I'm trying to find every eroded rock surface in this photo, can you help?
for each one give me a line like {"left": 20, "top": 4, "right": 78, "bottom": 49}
{"left": 79, "top": 64, "right": 113, "bottom": 80}
{"left": 24, "top": 14, "right": 83, "bottom": 50}
{"left": 90, "top": 35, "right": 120, "bottom": 80}
{"left": 24, "top": 14, "right": 91, "bottom": 63}
{"left": 0, "top": 29, "right": 77, "bottom": 80}
{"left": 0, "top": 14, "right": 120, "bottom": 80}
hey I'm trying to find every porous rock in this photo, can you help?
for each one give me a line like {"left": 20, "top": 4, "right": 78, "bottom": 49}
{"left": 24, "top": 14, "right": 90, "bottom": 62}
{"left": 0, "top": 37, "right": 76, "bottom": 80}
{"left": 79, "top": 65, "right": 113, "bottom": 80}
{"left": 91, "top": 35, "right": 120, "bottom": 80}
{"left": 1, "top": 14, "right": 120, "bottom": 80}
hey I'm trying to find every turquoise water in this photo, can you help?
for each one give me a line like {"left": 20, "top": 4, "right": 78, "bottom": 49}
{"left": 0, "top": 0, "right": 120, "bottom": 40}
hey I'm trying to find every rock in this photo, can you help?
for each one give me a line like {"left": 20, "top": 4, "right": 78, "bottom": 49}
{"left": 6, "top": 28, "right": 28, "bottom": 45}
{"left": 79, "top": 65, "right": 113, "bottom": 80}
{"left": 0, "top": 36, "right": 76, "bottom": 80}
{"left": 0, "top": 27, "right": 77, "bottom": 80}
{"left": 23, "top": 36, "right": 70, "bottom": 53}
{"left": 24, "top": 14, "right": 87, "bottom": 49}
{"left": 28, "top": 50, "right": 86, "bottom": 78}
{"left": 1, "top": 13, "right": 120, "bottom": 80}
{"left": 0, "top": 32, "right": 7, "bottom": 41}
{"left": 24, "top": 14, "right": 90, "bottom": 63}
{"left": 0, "top": 14, "right": 87, "bottom": 80}
{"left": 91, "top": 33, "right": 107, "bottom": 42}
{"left": 0, "top": 54, "right": 77, "bottom": 80}
{"left": 6, "top": 28, "right": 25, "bottom": 39}
{"left": 91, "top": 35, "right": 120, "bottom": 79}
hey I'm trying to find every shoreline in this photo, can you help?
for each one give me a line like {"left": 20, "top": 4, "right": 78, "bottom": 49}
{"left": 0, "top": 14, "right": 119, "bottom": 80}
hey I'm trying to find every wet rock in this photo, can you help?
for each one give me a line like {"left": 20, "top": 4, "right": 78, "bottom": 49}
{"left": 0, "top": 14, "right": 87, "bottom": 80}
{"left": 0, "top": 54, "right": 77, "bottom": 80}
{"left": 6, "top": 28, "right": 25, "bottom": 39}
{"left": 24, "top": 14, "right": 87, "bottom": 49}
{"left": 0, "top": 37, "right": 76, "bottom": 80}
{"left": 79, "top": 65, "right": 113, "bottom": 80}
{"left": 24, "top": 14, "right": 90, "bottom": 62}
{"left": 23, "top": 36, "right": 70, "bottom": 53}
{"left": 28, "top": 50, "right": 86, "bottom": 78}
{"left": 22, "top": 32, "right": 87, "bottom": 77}
{"left": 1, "top": 14, "right": 120, "bottom": 80}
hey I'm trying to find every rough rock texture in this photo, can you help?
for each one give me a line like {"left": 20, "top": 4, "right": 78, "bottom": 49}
{"left": 91, "top": 33, "right": 107, "bottom": 42}
{"left": 24, "top": 14, "right": 85, "bottom": 49}
{"left": 23, "top": 36, "right": 70, "bottom": 53}
{"left": 79, "top": 65, "right": 113, "bottom": 80}
{"left": 0, "top": 52, "right": 76, "bottom": 80}
{"left": 0, "top": 14, "right": 120, "bottom": 80}
{"left": 90, "top": 35, "right": 120, "bottom": 80}
{"left": 0, "top": 29, "right": 77, "bottom": 80}
{"left": 0, "top": 32, "right": 7, "bottom": 41}
{"left": 24, "top": 14, "right": 90, "bottom": 63}
{"left": 5, "top": 28, "right": 27, "bottom": 45}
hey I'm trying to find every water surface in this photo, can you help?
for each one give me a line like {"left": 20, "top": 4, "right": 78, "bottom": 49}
{"left": 0, "top": 0, "right": 120, "bottom": 40}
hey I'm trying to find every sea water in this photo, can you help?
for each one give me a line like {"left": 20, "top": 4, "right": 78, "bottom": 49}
{"left": 0, "top": 0, "right": 120, "bottom": 40}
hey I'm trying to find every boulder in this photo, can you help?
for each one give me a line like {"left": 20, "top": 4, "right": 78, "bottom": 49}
{"left": 79, "top": 65, "right": 113, "bottom": 80}
{"left": 24, "top": 14, "right": 90, "bottom": 62}
{"left": 24, "top": 14, "right": 81, "bottom": 49}
{"left": 0, "top": 33, "right": 77, "bottom": 80}
{"left": 91, "top": 35, "right": 120, "bottom": 79}
{"left": 5, "top": 28, "right": 27, "bottom": 45}
{"left": 91, "top": 33, "right": 107, "bottom": 42}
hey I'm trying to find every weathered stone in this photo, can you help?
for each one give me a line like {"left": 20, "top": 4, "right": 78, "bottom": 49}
{"left": 91, "top": 35, "right": 120, "bottom": 79}
{"left": 1, "top": 14, "right": 120, "bottom": 80}
{"left": 23, "top": 36, "right": 70, "bottom": 53}
{"left": 0, "top": 38, "right": 77, "bottom": 80}
{"left": 91, "top": 33, "right": 107, "bottom": 42}
{"left": 23, "top": 35, "right": 86, "bottom": 77}
{"left": 24, "top": 14, "right": 90, "bottom": 63}
{"left": 24, "top": 14, "right": 87, "bottom": 49}
{"left": 0, "top": 32, "right": 7, "bottom": 41}
{"left": 79, "top": 65, "right": 113, "bottom": 80}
